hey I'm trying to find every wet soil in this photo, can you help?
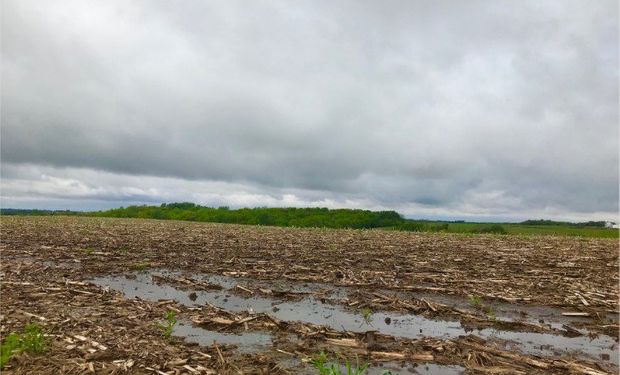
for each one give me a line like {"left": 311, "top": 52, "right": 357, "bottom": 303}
{"left": 1, "top": 216, "right": 618, "bottom": 374}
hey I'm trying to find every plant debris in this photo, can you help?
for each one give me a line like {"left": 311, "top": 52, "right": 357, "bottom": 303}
{"left": 0, "top": 216, "right": 618, "bottom": 374}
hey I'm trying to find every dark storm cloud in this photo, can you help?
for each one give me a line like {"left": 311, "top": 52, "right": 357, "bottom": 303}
{"left": 1, "top": 0, "right": 618, "bottom": 219}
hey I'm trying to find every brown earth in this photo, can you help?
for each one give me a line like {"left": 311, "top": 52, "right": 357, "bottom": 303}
{"left": 0, "top": 216, "right": 618, "bottom": 374}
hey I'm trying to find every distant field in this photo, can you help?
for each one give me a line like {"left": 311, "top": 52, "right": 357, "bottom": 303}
{"left": 432, "top": 222, "right": 619, "bottom": 238}
{"left": 1, "top": 204, "right": 618, "bottom": 238}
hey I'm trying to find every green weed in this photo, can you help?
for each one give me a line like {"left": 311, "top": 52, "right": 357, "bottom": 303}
{"left": 133, "top": 261, "right": 151, "bottom": 271}
{"left": 157, "top": 311, "right": 177, "bottom": 339}
{"left": 0, "top": 323, "right": 47, "bottom": 369}
{"left": 20, "top": 323, "right": 47, "bottom": 353}
{"left": 83, "top": 247, "right": 94, "bottom": 256}
{"left": 360, "top": 307, "right": 373, "bottom": 325}
{"left": 0, "top": 334, "right": 20, "bottom": 369}
{"left": 311, "top": 352, "right": 369, "bottom": 375}
{"left": 486, "top": 306, "right": 497, "bottom": 321}
{"left": 469, "top": 295, "right": 482, "bottom": 308}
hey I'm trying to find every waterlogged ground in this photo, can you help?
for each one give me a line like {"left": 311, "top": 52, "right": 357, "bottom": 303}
{"left": 0, "top": 216, "right": 618, "bottom": 374}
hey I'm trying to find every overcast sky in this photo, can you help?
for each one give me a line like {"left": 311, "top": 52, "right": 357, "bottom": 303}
{"left": 1, "top": 0, "right": 618, "bottom": 222}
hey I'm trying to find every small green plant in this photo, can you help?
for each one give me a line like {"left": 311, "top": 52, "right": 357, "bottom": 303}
{"left": 20, "top": 323, "right": 47, "bottom": 353}
{"left": 83, "top": 247, "right": 94, "bottom": 256}
{"left": 360, "top": 307, "right": 373, "bottom": 326}
{"left": 311, "top": 352, "right": 369, "bottom": 375}
{"left": 157, "top": 311, "right": 177, "bottom": 339}
{"left": 486, "top": 306, "right": 497, "bottom": 321}
{"left": 0, "top": 333, "right": 21, "bottom": 369}
{"left": 469, "top": 295, "right": 482, "bottom": 308}
{"left": 133, "top": 261, "right": 151, "bottom": 271}
{"left": 1, "top": 323, "right": 47, "bottom": 369}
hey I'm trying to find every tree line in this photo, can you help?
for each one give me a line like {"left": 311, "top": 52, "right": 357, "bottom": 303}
{"left": 91, "top": 203, "right": 407, "bottom": 229}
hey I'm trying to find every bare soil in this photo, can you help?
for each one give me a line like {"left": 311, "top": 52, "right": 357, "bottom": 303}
{"left": 0, "top": 216, "right": 618, "bottom": 374}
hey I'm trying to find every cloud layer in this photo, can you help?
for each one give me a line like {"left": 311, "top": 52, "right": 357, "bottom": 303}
{"left": 2, "top": 0, "right": 618, "bottom": 221}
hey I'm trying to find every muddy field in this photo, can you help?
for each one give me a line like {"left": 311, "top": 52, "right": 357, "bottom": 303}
{"left": 0, "top": 216, "right": 618, "bottom": 374}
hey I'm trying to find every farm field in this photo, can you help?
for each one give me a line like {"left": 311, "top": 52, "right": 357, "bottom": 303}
{"left": 441, "top": 223, "right": 619, "bottom": 238}
{"left": 0, "top": 216, "right": 618, "bottom": 374}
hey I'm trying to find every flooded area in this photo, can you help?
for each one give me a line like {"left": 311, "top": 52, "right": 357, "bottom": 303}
{"left": 8, "top": 255, "right": 83, "bottom": 270}
{"left": 282, "top": 359, "right": 466, "bottom": 375}
{"left": 173, "top": 321, "right": 272, "bottom": 353}
{"left": 156, "top": 266, "right": 619, "bottom": 335}
{"left": 412, "top": 364, "right": 465, "bottom": 375}
{"left": 91, "top": 270, "right": 619, "bottom": 366}
{"left": 406, "top": 290, "right": 619, "bottom": 332}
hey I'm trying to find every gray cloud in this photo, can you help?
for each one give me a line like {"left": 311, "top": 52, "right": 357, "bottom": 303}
{"left": 1, "top": 0, "right": 618, "bottom": 220}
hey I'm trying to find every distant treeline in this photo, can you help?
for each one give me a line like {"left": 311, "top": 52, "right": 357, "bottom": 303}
{"left": 92, "top": 203, "right": 414, "bottom": 230}
{"left": 519, "top": 219, "right": 609, "bottom": 228}
{"left": 0, "top": 208, "right": 79, "bottom": 216}
{"left": 1, "top": 204, "right": 616, "bottom": 237}
{"left": 0, "top": 204, "right": 453, "bottom": 231}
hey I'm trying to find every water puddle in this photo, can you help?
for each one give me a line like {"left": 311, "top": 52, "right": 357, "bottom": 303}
{"left": 91, "top": 272, "right": 463, "bottom": 338}
{"left": 197, "top": 273, "right": 349, "bottom": 299}
{"left": 173, "top": 321, "right": 271, "bottom": 353}
{"left": 278, "top": 358, "right": 464, "bottom": 375}
{"left": 91, "top": 271, "right": 619, "bottom": 366}
{"left": 151, "top": 269, "right": 619, "bottom": 333}
{"left": 411, "top": 364, "right": 465, "bottom": 375}
{"left": 203, "top": 271, "right": 618, "bottom": 333}
{"left": 42, "top": 260, "right": 82, "bottom": 269}
{"left": 11, "top": 256, "right": 81, "bottom": 269}
{"left": 339, "top": 362, "right": 464, "bottom": 375}
{"left": 406, "top": 290, "right": 618, "bottom": 331}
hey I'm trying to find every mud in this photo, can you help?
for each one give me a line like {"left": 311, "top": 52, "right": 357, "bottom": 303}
{"left": 1, "top": 216, "right": 618, "bottom": 374}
